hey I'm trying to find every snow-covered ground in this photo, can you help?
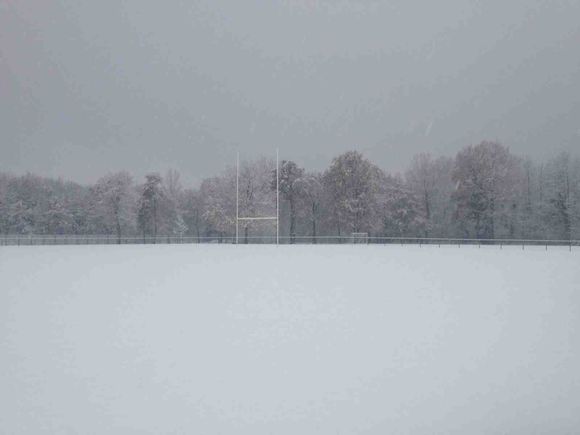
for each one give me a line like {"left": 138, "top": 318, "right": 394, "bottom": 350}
{"left": 1, "top": 244, "right": 579, "bottom": 434}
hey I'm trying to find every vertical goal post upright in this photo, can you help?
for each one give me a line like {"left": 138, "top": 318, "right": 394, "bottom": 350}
{"left": 235, "top": 149, "right": 280, "bottom": 245}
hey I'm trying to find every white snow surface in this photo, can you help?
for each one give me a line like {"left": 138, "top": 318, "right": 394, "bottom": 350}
{"left": 1, "top": 244, "right": 579, "bottom": 434}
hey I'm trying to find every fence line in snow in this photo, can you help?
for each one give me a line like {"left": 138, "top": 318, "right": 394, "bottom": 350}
{"left": 0, "top": 234, "right": 578, "bottom": 250}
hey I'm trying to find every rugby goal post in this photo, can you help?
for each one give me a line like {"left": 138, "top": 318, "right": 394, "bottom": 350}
{"left": 236, "top": 149, "right": 280, "bottom": 245}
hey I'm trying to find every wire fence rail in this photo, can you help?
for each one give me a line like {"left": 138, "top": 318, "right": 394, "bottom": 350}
{"left": 0, "top": 234, "right": 578, "bottom": 250}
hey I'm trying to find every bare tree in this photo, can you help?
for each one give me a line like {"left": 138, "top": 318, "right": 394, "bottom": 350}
{"left": 405, "top": 153, "right": 454, "bottom": 237}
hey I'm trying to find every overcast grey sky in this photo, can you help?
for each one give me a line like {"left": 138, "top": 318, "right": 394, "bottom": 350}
{"left": 1, "top": 0, "right": 579, "bottom": 185}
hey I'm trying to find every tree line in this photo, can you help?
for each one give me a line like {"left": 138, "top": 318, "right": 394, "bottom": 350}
{"left": 1, "top": 142, "right": 579, "bottom": 242}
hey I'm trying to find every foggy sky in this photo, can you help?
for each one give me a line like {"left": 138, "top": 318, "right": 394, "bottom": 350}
{"left": 1, "top": 0, "right": 579, "bottom": 185}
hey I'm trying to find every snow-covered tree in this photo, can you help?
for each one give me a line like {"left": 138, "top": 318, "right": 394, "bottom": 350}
{"left": 6, "top": 200, "right": 35, "bottom": 234}
{"left": 165, "top": 169, "right": 183, "bottom": 202}
{"left": 90, "top": 172, "right": 136, "bottom": 242}
{"left": 181, "top": 188, "right": 205, "bottom": 238}
{"left": 0, "top": 174, "right": 9, "bottom": 234}
{"left": 137, "top": 173, "right": 179, "bottom": 239}
{"left": 200, "top": 169, "right": 236, "bottom": 241}
{"left": 238, "top": 158, "right": 276, "bottom": 243}
{"left": 322, "top": 151, "right": 383, "bottom": 236}
{"left": 0, "top": 147, "right": 577, "bottom": 243}
{"left": 516, "top": 157, "right": 541, "bottom": 238}
{"left": 0, "top": 174, "right": 90, "bottom": 235}
{"left": 380, "top": 175, "right": 425, "bottom": 237}
{"left": 452, "top": 142, "right": 522, "bottom": 239}
{"left": 39, "top": 197, "right": 75, "bottom": 235}
{"left": 405, "top": 153, "right": 454, "bottom": 237}
{"left": 164, "top": 169, "right": 187, "bottom": 236}
{"left": 294, "top": 173, "right": 323, "bottom": 243}
{"left": 272, "top": 160, "right": 304, "bottom": 243}
{"left": 541, "top": 152, "right": 580, "bottom": 240}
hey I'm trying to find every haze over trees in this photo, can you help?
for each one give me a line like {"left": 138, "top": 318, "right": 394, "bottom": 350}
{"left": 1, "top": 143, "right": 579, "bottom": 242}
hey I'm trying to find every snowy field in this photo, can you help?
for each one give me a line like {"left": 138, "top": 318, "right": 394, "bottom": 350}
{"left": 1, "top": 244, "right": 579, "bottom": 434}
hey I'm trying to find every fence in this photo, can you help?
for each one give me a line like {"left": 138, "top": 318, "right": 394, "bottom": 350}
{"left": 0, "top": 234, "right": 578, "bottom": 250}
